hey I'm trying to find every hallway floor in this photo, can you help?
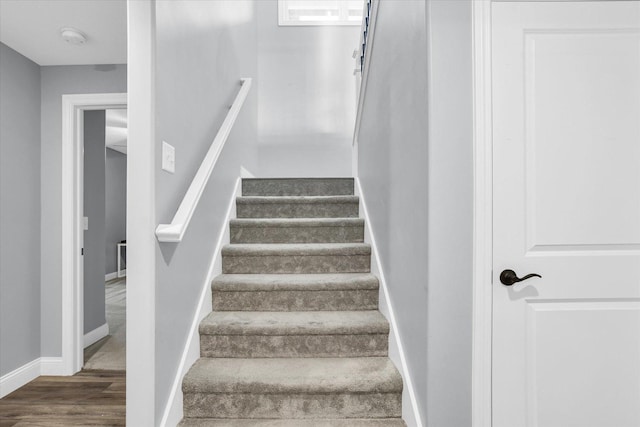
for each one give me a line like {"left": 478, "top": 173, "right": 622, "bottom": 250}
{"left": 0, "top": 370, "right": 125, "bottom": 426}
{"left": 0, "top": 279, "right": 127, "bottom": 425}
{"left": 84, "top": 278, "right": 126, "bottom": 370}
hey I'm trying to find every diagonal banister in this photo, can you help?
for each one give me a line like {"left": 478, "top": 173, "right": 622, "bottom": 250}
{"left": 353, "top": 0, "right": 378, "bottom": 147}
{"left": 156, "top": 78, "right": 252, "bottom": 243}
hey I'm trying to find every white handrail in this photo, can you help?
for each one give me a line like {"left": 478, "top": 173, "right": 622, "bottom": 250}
{"left": 156, "top": 78, "right": 252, "bottom": 243}
{"left": 353, "top": 0, "right": 378, "bottom": 146}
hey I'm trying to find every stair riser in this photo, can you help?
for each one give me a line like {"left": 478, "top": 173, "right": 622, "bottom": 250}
{"left": 230, "top": 225, "right": 364, "bottom": 244}
{"left": 236, "top": 202, "right": 359, "bottom": 219}
{"left": 178, "top": 420, "right": 406, "bottom": 427}
{"left": 222, "top": 255, "right": 370, "bottom": 274}
{"left": 243, "top": 179, "right": 354, "bottom": 197}
{"left": 183, "top": 392, "right": 402, "bottom": 419}
{"left": 212, "top": 290, "right": 379, "bottom": 311}
{"left": 178, "top": 419, "right": 406, "bottom": 427}
{"left": 200, "top": 334, "right": 388, "bottom": 358}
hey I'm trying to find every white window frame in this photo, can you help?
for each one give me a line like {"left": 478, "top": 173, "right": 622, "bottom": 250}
{"left": 278, "top": 0, "right": 363, "bottom": 27}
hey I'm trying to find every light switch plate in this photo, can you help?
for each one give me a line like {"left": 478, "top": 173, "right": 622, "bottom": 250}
{"left": 162, "top": 141, "right": 175, "bottom": 173}
{"left": 83, "top": 217, "right": 89, "bottom": 230}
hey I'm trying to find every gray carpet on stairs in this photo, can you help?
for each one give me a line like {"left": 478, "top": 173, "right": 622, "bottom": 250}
{"left": 180, "top": 178, "right": 405, "bottom": 426}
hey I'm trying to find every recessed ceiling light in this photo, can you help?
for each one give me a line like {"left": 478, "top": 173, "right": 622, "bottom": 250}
{"left": 60, "top": 27, "right": 87, "bottom": 46}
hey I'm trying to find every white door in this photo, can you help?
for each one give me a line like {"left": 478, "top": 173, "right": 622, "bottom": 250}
{"left": 492, "top": 2, "right": 640, "bottom": 426}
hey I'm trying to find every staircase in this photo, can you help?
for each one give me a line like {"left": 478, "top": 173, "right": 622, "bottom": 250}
{"left": 179, "top": 178, "right": 405, "bottom": 426}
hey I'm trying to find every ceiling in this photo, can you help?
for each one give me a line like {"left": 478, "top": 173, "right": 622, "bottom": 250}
{"left": 0, "top": 0, "right": 126, "bottom": 66}
{"left": 106, "top": 109, "right": 128, "bottom": 155}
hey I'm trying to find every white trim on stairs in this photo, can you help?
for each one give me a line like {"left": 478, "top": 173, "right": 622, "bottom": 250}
{"left": 0, "top": 357, "right": 65, "bottom": 398}
{"left": 354, "top": 178, "right": 424, "bottom": 427}
{"left": 352, "top": 0, "right": 380, "bottom": 178}
{"left": 353, "top": 0, "right": 379, "bottom": 148}
{"left": 159, "top": 177, "right": 241, "bottom": 427}
{"left": 240, "top": 165, "right": 255, "bottom": 178}
{"left": 84, "top": 323, "right": 110, "bottom": 349}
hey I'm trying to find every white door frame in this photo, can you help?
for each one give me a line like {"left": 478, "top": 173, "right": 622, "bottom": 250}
{"left": 472, "top": 3, "right": 640, "bottom": 426}
{"left": 471, "top": 0, "right": 493, "bottom": 426}
{"left": 61, "top": 92, "right": 127, "bottom": 375}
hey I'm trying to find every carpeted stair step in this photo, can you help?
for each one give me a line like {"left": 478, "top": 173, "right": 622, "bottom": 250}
{"left": 180, "top": 176, "right": 406, "bottom": 425}
{"left": 230, "top": 218, "right": 365, "bottom": 244}
{"left": 178, "top": 419, "right": 406, "bottom": 426}
{"left": 221, "top": 243, "right": 371, "bottom": 274}
{"left": 182, "top": 357, "right": 402, "bottom": 419}
{"left": 199, "top": 310, "right": 389, "bottom": 358}
{"left": 236, "top": 196, "right": 359, "bottom": 219}
{"left": 212, "top": 273, "right": 379, "bottom": 311}
{"left": 242, "top": 178, "right": 354, "bottom": 197}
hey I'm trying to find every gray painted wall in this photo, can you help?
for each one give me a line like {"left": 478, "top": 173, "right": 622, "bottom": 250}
{"left": 0, "top": 43, "right": 42, "bottom": 377}
{"left": 357, "top": 1, "right": 429, "bottom": 422}
{"left": 256, "top": 0, "right": 359, "bottom": 177}
{"left": 357, "top": 1, "right": 473, "bottom": 425}
{"left": 40, "top": 64, "right": 127, "bottom": 357}
{"left": 154, "top": 1, "right": 258, "bottom": 420}
{"left": 424, "top": 1, "right": 473, "bottom": 425}
{"left": 83, "top": 110, "right": 107, "bottom": 335}
{"left": 105, "top": 148, "right": 127, "bottom": 275}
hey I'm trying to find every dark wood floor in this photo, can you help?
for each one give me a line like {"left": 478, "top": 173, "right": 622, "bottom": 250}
{"left": 0, "top": 370, "right": 125, "bottom": 426}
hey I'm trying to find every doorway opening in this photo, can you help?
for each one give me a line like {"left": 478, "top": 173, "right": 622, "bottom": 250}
{"left": 60, "top": 93, "right": 127, "bottom": 376}
{"left": 82, "top": 108, "right": 128, "bottom": 371}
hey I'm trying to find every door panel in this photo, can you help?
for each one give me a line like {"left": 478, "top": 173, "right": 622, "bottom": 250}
{"left": 492, "top": 2, "right": 640, "bottom": 426}
{"left": 526, "top": 301, "right": 640, "bottom": 427}
{"left": 525, "top": 30, "right": 640, "bottom": 250}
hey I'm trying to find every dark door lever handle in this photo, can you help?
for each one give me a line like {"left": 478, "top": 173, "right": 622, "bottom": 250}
{"left": 500, "top": 269, "right": 541, "bottom": 286}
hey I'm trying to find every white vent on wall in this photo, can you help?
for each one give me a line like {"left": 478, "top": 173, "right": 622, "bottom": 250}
{"left": 278, "top": 0, "right": 363, "bottom": 26}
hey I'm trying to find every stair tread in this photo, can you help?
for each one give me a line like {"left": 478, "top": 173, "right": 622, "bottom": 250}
{"left": 242, "top": 177, "right": 354, "bottom": 196}
{"left": 183, "top": 177, "right": 404, "bottom": 424}
{"left": 179, "top": 419, "right": 406, "bottom": 427}
{"left": 200, "top": 310, "right": 389, "bottom": 335}
{"left": 244, "top": 178, "right": 352, "bottom": 181}
{"left": 242, "top": 178, "right": 354, "bottom": 197}
{"left": 183, "top": 357, "right": 402, "bottom": 394}
{"left": 237, "top": 195, "right": 359, "bottom": 204}
{"left": 212, "top": 273, "right": 378, "bottom": 291}
{"left": 230, "top": 218, "right": 364, "bottom": 227}
{"left": 222, "top": 243, "right": 371, "bottom": 256}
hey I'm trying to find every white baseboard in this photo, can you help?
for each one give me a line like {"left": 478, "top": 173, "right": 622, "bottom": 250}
{"left": 0, "top": 358, "right": 40, "bottom": 398}
{"left": 159, "top": 177, "right": 241, "bottom": 427}
{"left": 354, "top": 178, "right": 424, "bottom": 427}
{"left": 352, "top": 137, "right": 359, "bottom": 177}
{"left": 105, "top": 271, "right": 126, "bottom": 281}
{"left": 240, "top": 165, "right": 255, "bottom": 178}
{"left": 84, "top": 323, "right": 110, "bottom": 348}
{"left": 0, "top": 356, "right": 66, "bottom": 398}
{"left": 40, "top": 357, "right": 65, "bottom": 375}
